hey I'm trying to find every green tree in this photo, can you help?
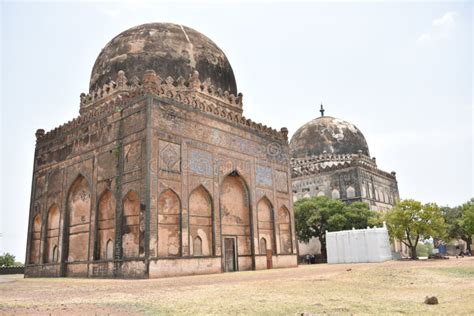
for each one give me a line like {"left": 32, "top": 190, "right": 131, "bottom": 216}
{"left": 416, "top": 241, "right": 434, "bottom": 257}
{"left": 0, "top": 253, "right": 16, "bottom": 267}
{"left": 344, "top": 201, "right": 382, "bottom": 229}
{"left": 385, "top": 199, "right": 446, "bottom": 260}
{"left": 294, "top": 196, "right": 378, "bottom": 260}
{"left": 461, "top": 199, "right": 474, "bottom": 232}
{"left": 442, "top": 198, "right": 474, "bottom": 253}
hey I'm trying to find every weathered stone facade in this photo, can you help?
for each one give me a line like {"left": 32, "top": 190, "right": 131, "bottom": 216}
{"left": 291, "top": 153, "right": 399, "bottom": 212}
{"left": 25, "top": 23, "right": 297, "bottom": 278}
{"left": 290, "top": 114, "right": 403, "bottom": 256}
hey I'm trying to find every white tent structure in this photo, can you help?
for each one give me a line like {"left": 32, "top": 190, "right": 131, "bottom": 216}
{"left": 326, "top": 222, "right": 392, "bottom": 264}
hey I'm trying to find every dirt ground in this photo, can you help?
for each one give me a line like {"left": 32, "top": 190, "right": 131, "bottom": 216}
{"left": 1, "top": 257, "right": 473, "bottom": 315}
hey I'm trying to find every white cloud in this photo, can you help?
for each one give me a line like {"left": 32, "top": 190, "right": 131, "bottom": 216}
{"left": 417, "top": 33, "right": 431, "bottom": 43}
{"left": 417, "top": 11, "right": 456, "bottom": 44}
{"left": 432, "top": 11, "right": 456, "bottom": 27}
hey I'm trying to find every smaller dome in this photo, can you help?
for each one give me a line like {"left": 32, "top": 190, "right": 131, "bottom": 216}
{"left": 290, "top": 116, "right": 370, "bottom": 158}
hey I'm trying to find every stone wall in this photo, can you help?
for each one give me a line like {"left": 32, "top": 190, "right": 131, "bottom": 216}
{"left": 26, "top": 82, "right": 298, "bottom": 278}
{"left": 291, "top": 154, "right": 400, "bottom": 257}
{"left": 292, "top": 164, "right": 399, "bottom": 211}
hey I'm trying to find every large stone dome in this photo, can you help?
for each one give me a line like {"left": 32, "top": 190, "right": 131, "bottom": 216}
{"left": 89, "top": 23, "right": 237, "bottom": 94}
{"left": 290, "top": 116, "right": 370, "bottom": 158}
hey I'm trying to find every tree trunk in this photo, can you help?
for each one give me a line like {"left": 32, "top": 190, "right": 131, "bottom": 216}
{"left": 410, "top": 246, "right": 417, "bottom": 260}
{"left": 320, "top": 237, "right": 327, "bottom": 262}
{"left": 405, "top": 229, "right": 418, "bottom": 260}
{"left": 466, "top": 236, "right": 472, "bottom": 254}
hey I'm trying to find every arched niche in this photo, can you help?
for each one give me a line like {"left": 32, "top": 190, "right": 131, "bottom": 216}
{"left": 29, "top": 213, "right": 42, "bottom": 264}
{"left": 44, "top": 204, "right": 60, "bottom": 263}
{"left": 106, "top": 239, "right": 114, "bottom": 260}
{"left": 66, "top": 175, "right": 91, "bottom": 262}
{"left": 347, "top": 186, "right": 355, "bottom": 199}
{"left": 220, "top": 172, "right": 251, "bottom": 256}
{"left": 157, "top": 189, "right": 181, "bottom": 257}
{"left": 278, "top": 206, "right": 292, "bottom": 254}
{"left": 97, "top": 190, "right": 115, "bottom": 260}
{"left": 193, "top": 236, "right": 203, "bottom": 256}
{"left": 52, "top": 245, "right": 59, "bottom": 263}
{"left": 259, "top": 237, "right": 267, "bottom": 255}
{"left": 257, "top": 197, "right": 274, "bottom": 254}
{"left": 122, "top": 190, "right": 143, "bottom": 258}
{"left": 189, "top": 185, "right": 213, "bottom": 256}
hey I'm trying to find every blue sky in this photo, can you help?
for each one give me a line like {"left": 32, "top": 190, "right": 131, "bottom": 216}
{"left": 1, "top": 0, "right": 472, "bottom": 262}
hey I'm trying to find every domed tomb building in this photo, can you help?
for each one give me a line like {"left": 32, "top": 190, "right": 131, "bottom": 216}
{"left": 26, "top": 23, "right": 297, "bottom": 278}
{"left": 291, "top": 109, "right": 401, "bottom": 256}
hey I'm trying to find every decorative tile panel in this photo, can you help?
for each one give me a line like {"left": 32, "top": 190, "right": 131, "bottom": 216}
{"left": 256, "top": 165, "right": 272, "bottom": 187}
{"left": 124, "top": 140, "right": 141, "bottom": 172}
{"left": 189, "top": 149, "right": 213, "bottom": 177}
{"left": 275, "top": 170, "right": 288, "bottom": 193}
{"left": 159, "top": 140, "right": 181, "bottom": 173}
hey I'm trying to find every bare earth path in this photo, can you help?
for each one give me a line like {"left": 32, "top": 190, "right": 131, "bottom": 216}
{"left": 1, "top": 257, "right": 473, "bottom": 315}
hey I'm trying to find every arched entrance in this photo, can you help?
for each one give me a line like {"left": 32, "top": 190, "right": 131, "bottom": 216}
{"left": 29, "top": 213, "right": 42, "bottom": 264}
{"left": 65, "top": 175, "right": 91, "bottom": 264}
{"left": 44, "top": 204, "right": 60, "bottom": 263}
{"left": 257, "top": 197, "right": 275, "bottom": 269}
{"left": 96, "top": 190, "right": 115, "bottom": 260}
{"left": 157, "top": 189, "right": 181, "bottom": 257}
{"left": 189, "top": 185, "right": 213, "bottom": 256}
{"left": 220, "top": 172, "right": 252, "bottom": 272}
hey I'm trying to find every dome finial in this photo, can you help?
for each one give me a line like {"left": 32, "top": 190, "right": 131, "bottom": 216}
{"left": 320, "top": 103, "right": 325, "bottom": 117}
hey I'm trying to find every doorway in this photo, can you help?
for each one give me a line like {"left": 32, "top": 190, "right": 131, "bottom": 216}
{"left": 266, "top": 249, "right": 273, "bottom": 269}
{"left": 260, "top": 237, "right": 272, "bottom": 269}
{"left": 224, "top": 237, "right": 237, "bottom": 272}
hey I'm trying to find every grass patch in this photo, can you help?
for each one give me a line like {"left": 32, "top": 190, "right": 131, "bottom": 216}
{"left": 1, "top": 259, "right": 474, "bottom": 315}
{"left": 429, "top": 267, "right": 474, "bottom": 277}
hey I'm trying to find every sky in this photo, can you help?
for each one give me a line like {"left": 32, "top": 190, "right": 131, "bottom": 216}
{"left": 0, "top": 0, "right": 472, "bottom": 262}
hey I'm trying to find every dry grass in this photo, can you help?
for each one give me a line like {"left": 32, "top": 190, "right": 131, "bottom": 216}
{"left": 1, "top": 257, "right": 473, "bottom": 315}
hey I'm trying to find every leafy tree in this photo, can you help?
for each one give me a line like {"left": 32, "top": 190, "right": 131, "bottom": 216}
{"left": 385, "top": 199, "right": 446, "bottom": 259}
{"left": 461, "top": 199, "right": 474, "bottom": 244}
{"left": 294, "top": 196, "right": 378, "bottom": 260}
{"left": 0, "top": 253, "right": 16, "bottom": 267}
{"left": 416, "top": 241, "right": 434, "bottom": 257}
{"left": 442, "top": 198, "right": 474, "bottom": 253}
{"left": 344, "top": 201, "right": 383, "bottom": 228}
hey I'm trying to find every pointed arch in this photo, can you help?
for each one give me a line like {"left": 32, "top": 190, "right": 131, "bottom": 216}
{"left": 331, "top": 189, "right": 340, "bottom": 199}
{"left": 278, "top": 206, "right": 292, "bottom": 254}
{"left": 193, "top": 236, "right": 203, "bottom": 256}
{"left": 105, "top": 239, "right": 114, "bottom": 260}
{"left": 157, "top": 189, "right": 181, "bottom": 257}
{"left": 96, "top": 189, "right": 116, "bottom": 260}
{"left": 29, "top": 213, "right": 42, "bottom": 264}
{"left": 122, "top": 190, "right": 143, "bottom": 258}
{"left": 44, "top": 204, "right": 60, "bottom": 263}
{"left": 259, "top": 237, "right": 267, "bottom": 255}
{"left": 346, "top": 186, "right": 355, "bottom": 199}
{"left": 189, "top": 185, "right": 213, "bottom": 256}
{"left": 66, "top": 174, "right": 91, "bottom": 262}
{"left": 220, "top": 171, "right": 252, "bottom": 266}
{"left": 52, "top": 245, "right": 59, "bottom": 263}
{"left": 257, "top": 196, "right": 275, "bottom": 254}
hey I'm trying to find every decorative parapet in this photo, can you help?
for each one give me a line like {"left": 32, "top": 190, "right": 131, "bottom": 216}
{"left": 291, "top": 153, "right": 356, "bottom": 177}
{"left": 80, "top": 69, "right": 243, "bottom": 115}
{"left": 38, "top": 70, "right": 287, "bottom": 146}
{"left": 291, "top": 152, "right": 396, "bottom": 179}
